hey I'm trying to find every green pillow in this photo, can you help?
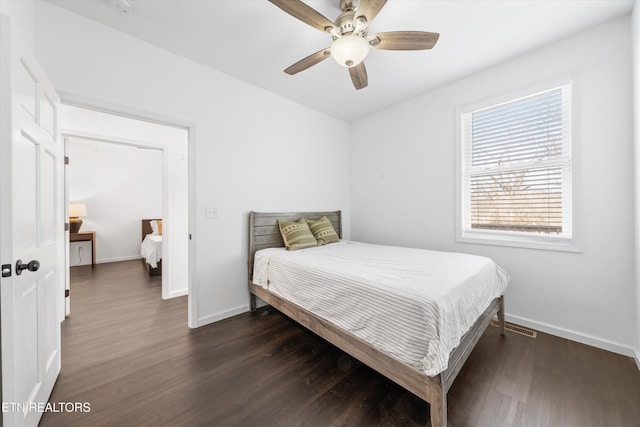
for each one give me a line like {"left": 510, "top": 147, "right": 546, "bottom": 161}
{"left": 306, "top": 216, "right": 340, "bottom": 245}
{"left": 278, "top": 219, "right": 318, "bottom": 250}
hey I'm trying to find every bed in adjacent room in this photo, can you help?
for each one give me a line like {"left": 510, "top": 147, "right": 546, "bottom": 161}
{"left": 247, "top": 210, "right": 510, "bottom": 427}
{"left": 141, "top": 219, "right": 162, "bottom": 276}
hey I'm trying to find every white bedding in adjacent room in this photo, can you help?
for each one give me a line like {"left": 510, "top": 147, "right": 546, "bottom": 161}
{"left": 141, "top": 234, "right": 162, "bottom": 268}
{"left": 252, "top": 241, "right": 510, "bottom": 376}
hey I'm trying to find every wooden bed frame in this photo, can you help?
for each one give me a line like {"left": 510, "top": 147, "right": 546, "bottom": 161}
{"left": 141, "top": 219, "right": 162, "bottom": 276}
{"left": 247, "top": 210, "right": 505, "bottom": 427}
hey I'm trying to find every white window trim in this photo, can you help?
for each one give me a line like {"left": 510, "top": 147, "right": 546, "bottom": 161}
{"left": 455, "top": 76, "right": 582, "bottom": 253}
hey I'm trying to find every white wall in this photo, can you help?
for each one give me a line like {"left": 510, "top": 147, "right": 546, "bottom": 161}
{"left": 0, "top": 1, "right": 33, "bottom": 49}
{"left": 31, "top": 1, "right": 351, "bottom": 326}
{"left": 67, "top": 137, "right": 162, "bottom": 266}
{"left": 632, "top": 0, "right": 640, "bottom": 367}
{"left": 351, "top": 17, "right": 635, "bottom": 356}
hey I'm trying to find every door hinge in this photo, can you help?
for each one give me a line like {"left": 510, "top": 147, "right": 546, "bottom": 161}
{"left": 189, "top": 234, "right": 192, "bottom": 240}
{"left": 65, "top": 289, "right": 70, "bottom": 298}
{"left": 64, "top": 156, "right": 69, "bottom": 165}
{"left": 65, "top": 222, "right": 69, "bottom": 231}
{"left": 2, "top": 264, "right": 11, "bottom": 277}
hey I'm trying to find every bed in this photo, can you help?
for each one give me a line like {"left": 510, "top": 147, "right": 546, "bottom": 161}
{"left": 141, "top": 219, "right": 162, "bottom": 276}
{"left": 247, "top": 210, "right": 508, "bottom": 427}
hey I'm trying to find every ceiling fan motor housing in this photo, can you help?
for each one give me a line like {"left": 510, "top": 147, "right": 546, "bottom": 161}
{"left": 334, "top": 10, "right": 368, "bottom": 39}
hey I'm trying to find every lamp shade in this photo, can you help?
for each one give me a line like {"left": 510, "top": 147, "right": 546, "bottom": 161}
{"left": 69, "top": 203, "right": 87, "bottom": 218}
{"left": 331, "top": 35, "right": 370, "bottom": 68}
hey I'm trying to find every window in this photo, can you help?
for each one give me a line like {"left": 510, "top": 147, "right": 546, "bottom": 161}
{"left": 457, "top": 82, "right": 576, "bottom": 250}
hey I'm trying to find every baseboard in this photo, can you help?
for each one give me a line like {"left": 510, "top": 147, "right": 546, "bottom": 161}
{"left": 505, "top": 313, "right": 636, "bottom": 358}
{"left": 97, "top": 255, "right": 142, "bottom": 264}
{"left": 197, "top": 304, "right": 250, "bottom": 327}
{"left": 71, "top": 255, "right": 141, "bottom": 267}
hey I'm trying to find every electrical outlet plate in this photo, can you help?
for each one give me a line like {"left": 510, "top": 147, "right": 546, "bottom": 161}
{"left": 205, "top": 206, "right": 219, "bottom": 219}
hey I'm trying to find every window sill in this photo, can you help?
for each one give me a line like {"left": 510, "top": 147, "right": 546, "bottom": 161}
{"left": 457, "top": 232, "right": 582, "bottom": 253}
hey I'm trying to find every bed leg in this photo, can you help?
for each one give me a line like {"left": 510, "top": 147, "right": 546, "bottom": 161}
{"left": 498, "top": 295, "right": 506, "bottom": 336}
{"left": 250, "top": 293, "right": 257, "bottom": 313}
{"left": 430, "top": 387, "right": 447, "bottom": 427}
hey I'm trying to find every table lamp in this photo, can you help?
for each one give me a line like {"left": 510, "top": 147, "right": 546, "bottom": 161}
{"left": 69, "top": 203, "right": 87, "bottom": 233}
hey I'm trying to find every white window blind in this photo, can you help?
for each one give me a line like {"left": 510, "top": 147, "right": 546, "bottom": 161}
{"left": 460, "top": 83, "right": 573, "bottom": 247}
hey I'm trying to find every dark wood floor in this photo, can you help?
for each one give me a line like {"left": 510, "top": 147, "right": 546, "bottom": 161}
{"left": 41, "top": 260, "right": 640, "bottom": 426}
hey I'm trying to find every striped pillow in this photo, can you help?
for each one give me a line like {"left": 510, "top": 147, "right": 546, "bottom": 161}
{"left": 306, "top": 216, "right": 340, "bottom": 245}
{"left": 278, "top": 219, "right": 318, "bottom": 251}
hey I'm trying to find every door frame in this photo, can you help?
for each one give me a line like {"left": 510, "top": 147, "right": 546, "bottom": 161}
{"left": 58, "top": 91, "right": 198, "bottom": 328}
{"left": 64, "top": 133, "right": 175, "bottom": 300}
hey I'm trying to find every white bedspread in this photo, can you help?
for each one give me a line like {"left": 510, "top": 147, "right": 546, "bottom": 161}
{"left": 253, "top": 241, "right": 509, "bottom": 376}
{"left": 141, "top": 234, "right": 162, "bottom": 268}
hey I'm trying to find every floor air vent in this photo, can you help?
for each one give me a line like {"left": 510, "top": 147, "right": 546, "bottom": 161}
{"left": 490, "top": 320, "right": 537, "bottom": 338}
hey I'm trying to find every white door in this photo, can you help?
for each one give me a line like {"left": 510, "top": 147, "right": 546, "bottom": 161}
{"left": 0, "top": 15, "right": 64, "bottom": 427}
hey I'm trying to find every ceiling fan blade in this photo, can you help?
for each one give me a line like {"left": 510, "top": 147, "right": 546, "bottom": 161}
{"left": 284, "top": 48, "right": 331, "bottom": 75}
{"left": 348, "top": 62, "right": 368, "bottom": 90}
{"left": 355, "top": 0, "right": 387, "bottom": 24}
{"left": 269, "top": 0, "right": 337, "bottom": 33}
{"left": 369, "top": 31, "right": 440, "bottom": 50}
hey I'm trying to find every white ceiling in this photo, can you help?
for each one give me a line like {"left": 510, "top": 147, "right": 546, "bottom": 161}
{"left": 45, "top": 0, "right": 634, "bottom": 122}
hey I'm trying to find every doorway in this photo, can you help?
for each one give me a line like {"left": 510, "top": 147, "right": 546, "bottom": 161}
{"left": 66, "top": 136, "right": 162, "bottom": 269}
{"left": 59, "top": 102, "right": 193, "bottom": 324}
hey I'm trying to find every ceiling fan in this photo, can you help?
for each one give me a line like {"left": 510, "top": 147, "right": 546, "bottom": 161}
{"left": 269, "top": 0, "right": 439, "bottom": 90}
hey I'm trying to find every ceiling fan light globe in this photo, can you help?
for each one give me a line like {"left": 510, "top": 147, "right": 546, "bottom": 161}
{"left": 331, "top": 35, "right": 370, "bottom": 68}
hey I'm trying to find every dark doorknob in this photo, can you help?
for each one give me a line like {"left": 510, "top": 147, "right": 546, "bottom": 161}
{"left": 16, "top": 259, "right": 40, "bottom": 275}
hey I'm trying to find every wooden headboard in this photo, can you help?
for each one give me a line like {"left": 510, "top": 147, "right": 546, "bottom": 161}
{"left": 248, "top": 211, "right": 342, "bottom": 281}
{"left": 141, "top": 219, "right": 162, "bottom": 242}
